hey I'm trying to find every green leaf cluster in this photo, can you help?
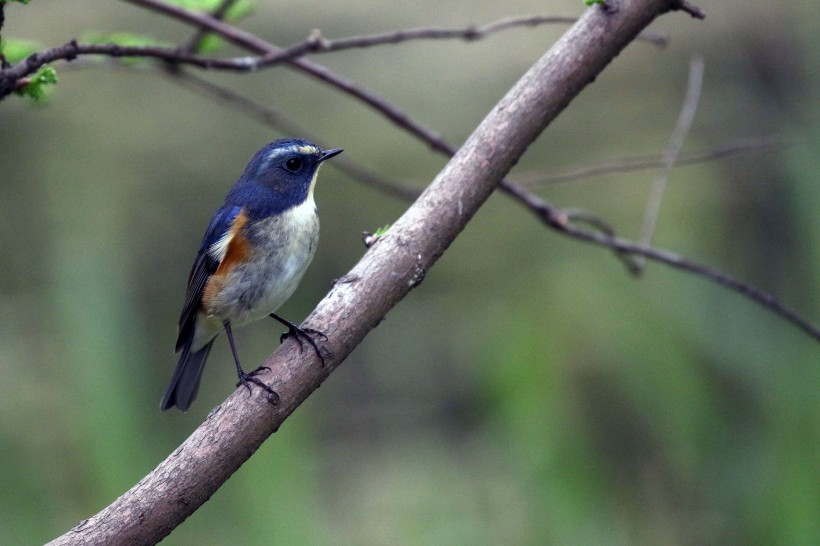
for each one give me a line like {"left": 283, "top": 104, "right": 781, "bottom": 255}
{"left": 14, "top": 64, "right": 56, "bottom": 100}
{"left": 0, "top": 0, "right": 258, "bottom": 104}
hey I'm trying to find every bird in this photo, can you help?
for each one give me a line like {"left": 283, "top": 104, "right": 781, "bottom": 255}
{"left": 160, "top": 138, "right": 343, "bottom": 411}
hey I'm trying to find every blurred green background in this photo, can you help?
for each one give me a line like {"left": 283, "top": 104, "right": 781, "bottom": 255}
{"left": 1, "top": 1, "right": 818, "bottom": 544}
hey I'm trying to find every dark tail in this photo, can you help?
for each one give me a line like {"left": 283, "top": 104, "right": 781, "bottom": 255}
{"left": 160, "top": 337, "right": 215, "bottom": 411}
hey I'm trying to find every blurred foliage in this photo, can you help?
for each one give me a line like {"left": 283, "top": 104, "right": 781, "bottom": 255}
{"left": 0, "top": 38, "right": 43, "bottom": 62}
{"left": 0, "top": 0, "right": 818, "bottom": 545}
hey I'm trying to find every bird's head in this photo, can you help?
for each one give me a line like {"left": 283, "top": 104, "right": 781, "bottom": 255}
{"left": 232, "top": 138, "right": 343, "bottom": 214}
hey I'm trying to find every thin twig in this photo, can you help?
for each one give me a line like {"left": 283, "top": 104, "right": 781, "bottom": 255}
{"left": 635, "top": 55, "right": 704, "bottom": 271}
{"left": 301, "top": 16, "right": 578, "bottom": 48}
{"left": 0, "top": 40, "right": 259, "bottom": 97}
{"left": 252, "top": 15, "right": 668, "bottom": 66}
{"left": 514, "top": 137, "right": 787, "bottom": 186}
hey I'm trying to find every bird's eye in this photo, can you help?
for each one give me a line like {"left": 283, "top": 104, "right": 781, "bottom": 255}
{"left": 284, "top": 157, "right": 303, "bottom": 172}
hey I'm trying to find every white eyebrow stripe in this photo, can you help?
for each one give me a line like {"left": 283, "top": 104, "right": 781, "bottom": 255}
{"left": 296, "top": 145, "right": 319, "bottom": 155}
{"left": 264, "top": 145, "right": 319, "bottom": 164}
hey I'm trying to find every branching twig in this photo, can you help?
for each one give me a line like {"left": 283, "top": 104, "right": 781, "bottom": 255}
{"left": 501, "top": 182, "right": 820, "bottom": 341}
{"left": 258, "top": 14, "right": 669, "bottom": 60}
{"left": 556, "top": 208, "right": 643, "bottom": 273}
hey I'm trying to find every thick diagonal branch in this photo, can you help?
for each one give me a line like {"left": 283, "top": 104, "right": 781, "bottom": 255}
{"left": 47, "top": 1, "right": 688, "bottom": 544}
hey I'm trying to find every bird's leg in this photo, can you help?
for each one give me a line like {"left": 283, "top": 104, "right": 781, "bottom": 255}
{"left": 269, "top": 313, "right": 326, "bottom": 366}
{"left": 224, "top": 322, "right": 279, "bottom": 405}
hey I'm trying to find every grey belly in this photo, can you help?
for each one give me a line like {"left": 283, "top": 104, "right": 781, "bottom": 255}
{"left": 209, "top": 213, "right": 319, "bottom": 326}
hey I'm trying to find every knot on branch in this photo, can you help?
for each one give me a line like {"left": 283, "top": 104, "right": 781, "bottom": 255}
{"left": 65, "top": 39, "right": 80, "bottom": 62}
{"left": 305, "top": 29, "right": 330, "bottom": 51}
{"left": 463, "top": 26, "right": 480, "bottom": 41}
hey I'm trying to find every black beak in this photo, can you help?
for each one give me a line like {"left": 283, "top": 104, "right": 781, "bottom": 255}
{"left": 319, "top": 148, "right": 343, "bottom": 162}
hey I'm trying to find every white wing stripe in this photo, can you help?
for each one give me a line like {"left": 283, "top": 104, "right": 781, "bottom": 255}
{"left": 208, "top": 230, "right": 233, "bottom": 262}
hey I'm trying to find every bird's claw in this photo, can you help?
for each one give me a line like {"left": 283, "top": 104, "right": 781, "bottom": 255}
{"left": 281, "top": 325, "right": 327, "bottom": 366}
{"left": 236, "top": 370, "right": 279, "bottom": 405}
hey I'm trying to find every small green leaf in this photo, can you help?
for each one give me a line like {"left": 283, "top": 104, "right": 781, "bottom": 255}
{"left": 584, "top": 0, "right": 607, "bottom": 5}
{"left": 362, "top": 224, "right": 391, "bottom": 247}
{"left": 14, "top": 65, "right": 57, "bottom": 101}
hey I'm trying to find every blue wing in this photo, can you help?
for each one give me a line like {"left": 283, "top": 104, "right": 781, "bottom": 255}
{"left": 162, "top": 205, "right": 243, "bottom": 411}
{"left": 175, "top": 205, "right": 243, "bottom": 352}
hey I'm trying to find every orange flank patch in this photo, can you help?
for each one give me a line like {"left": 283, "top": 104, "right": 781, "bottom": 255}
{"left": 201, "top": 211, "right": 250, "bottom": 311}
{"left": 215, "top": 211, "right": 250, "bottom": 274}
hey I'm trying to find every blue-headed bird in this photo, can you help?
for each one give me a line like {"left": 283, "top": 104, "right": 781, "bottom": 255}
{"left": 161, "top": 138, "right": 342, "bottom": 411}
